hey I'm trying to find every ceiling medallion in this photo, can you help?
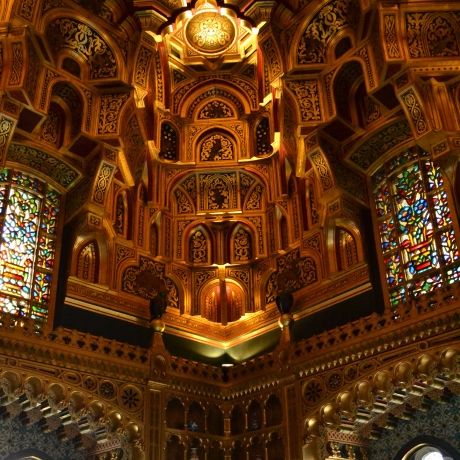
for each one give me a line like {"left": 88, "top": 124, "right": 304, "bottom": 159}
{"left": 185, "top": 11, "right": 236, "bottom": 55}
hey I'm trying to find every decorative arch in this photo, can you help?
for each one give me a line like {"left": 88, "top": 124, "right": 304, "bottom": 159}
{"left": 188, "top": 225, "right": 213, "bottom": 265}
{"left": 197, "top": 129, "right": 236, "bottom": 162}
{"left": 201, "top": 279, "right": 245, "bottom": 324}
{"left": 186, "top": 87, "right": 245, "bottom": 119}
{"left": 331, "top": 60, "right": 365, "bottom": 127}
{"left": 0, "top": 367, "right": 145, "bottom": 460}
{"left": 302, "top": 346, "right": 459, "bottom": 460}
{"left": 326, "top": 218, "right": 364, "bottom": 273}
{"left": 230, "top": 224, "right": 253, "bottom": 264}
{"left": 292, "top": 0, "right": 360, "bottom": 67}
{"left": 43, "top": 16, "right": 121, "bottom": 80}
{"left": 175, "top": 78, "right": 255, "bottom": 116}
{"left": 76, "top": 239, "right": 99, "bottom": 283}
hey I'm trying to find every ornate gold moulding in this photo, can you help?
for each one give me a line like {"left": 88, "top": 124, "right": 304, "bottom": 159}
{"left": 65, "top": 264, "right": 370, "bottom": 362}
{"left": 185, "top": 11, "right": 236, "bottom": 55}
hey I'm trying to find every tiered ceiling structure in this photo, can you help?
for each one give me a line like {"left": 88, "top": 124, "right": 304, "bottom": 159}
{"left": 48, "top": 0, "right": 377, "bottom": 361}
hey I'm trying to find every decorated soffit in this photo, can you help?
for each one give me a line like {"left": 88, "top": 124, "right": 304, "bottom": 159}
{"left": 134, "top": 0, "right": 275, "bottom": 67}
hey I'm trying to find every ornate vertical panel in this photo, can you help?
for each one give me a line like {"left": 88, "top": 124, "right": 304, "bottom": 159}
{"left": 76, "top": 241, "right": 99, "bottom": 282}
{"left": 0, "top": 115, "right": 16, "bottom": 167}
{"left": 160, "top": 122, "right": 179, "bottom": 161}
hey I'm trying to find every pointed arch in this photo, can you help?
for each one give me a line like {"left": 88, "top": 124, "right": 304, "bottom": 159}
{"left": 76, "top": 239, "right": 99, "bottom": 283}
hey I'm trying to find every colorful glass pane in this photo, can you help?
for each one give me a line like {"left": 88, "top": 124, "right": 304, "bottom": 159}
{"left": 424, "top": 160, "right": 444, "bottom": 190}
{"left": 0, "top": 188, "right": 40, "bottom": 300}
{"left": 374, "top": 148, "right": 460, "bottom": 306}
{"left": 431, "top": 191, "right": 452, "bottom": 228}
{"left": 0, "top": 170, "right": 60, "bottom": 324}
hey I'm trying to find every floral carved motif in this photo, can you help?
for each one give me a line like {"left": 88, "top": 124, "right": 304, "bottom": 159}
{"left": 134, "top": 46, "right": 153, "bottom": 88}
{"left": 406, "top": 11, "right": 460, "bottom": 58}
{"left": 297, "top": 0, "right": 357, "bottom": 64}
{"left": 190, "top": 230, "right": 208, "bottom": 264}
{"left": 286, "top": 80, "right": 322, "bottom": 122}
{"left": 122, "top": 257, "right": 179, "bottom": 308}
{"left": 233, "top": 228, "right": 252, "bottom": 262}
{"left": 7, "top": 143, "right": 80, "bottom": 189}
{"left": 45, "top": 18, "right": 117, "bottom": 79}
{"left": 198, "top": 100, "right": 234, "bottom": 119}
{"left": 199, "top": 173, "right": 237, "bottom": 211}
{"left": 200, "top": 132, "right": 234, "bottom": 161}
{"left": 98, "top": 93, "right": 130, "bottom": 134}
{"left": 349, "top": 120, "right": 412, "bottom": 170}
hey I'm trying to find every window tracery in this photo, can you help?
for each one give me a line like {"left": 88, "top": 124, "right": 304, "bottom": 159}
{"left": 373, "top": 147, "right": 460, "bottom": 307}
{"left": 0, "top": 169, "right": 60, "bottom": 324}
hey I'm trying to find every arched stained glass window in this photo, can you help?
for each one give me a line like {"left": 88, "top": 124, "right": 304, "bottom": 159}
{"left": 373, "top": 147, "right": 460, "bottom": 307}
{"left": 0, "top": 169, "right": 60, "bottom": 324}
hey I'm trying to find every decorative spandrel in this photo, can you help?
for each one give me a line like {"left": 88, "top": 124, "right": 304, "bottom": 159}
{"left": 373, "top": 148, "right": 460, "bottom": 307}
{"left": 0, "top": 170, "right": 60, "bottom": 324}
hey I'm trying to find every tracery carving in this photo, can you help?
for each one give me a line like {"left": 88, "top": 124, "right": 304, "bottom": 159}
{"left": 232, "top": 227, "right": 252, "bottom": 262}
{"left": 98, "top": 92, "right": 130, "bottom": 134}
{"left": 134, "top": 45, "right": 153, "bottom": 88}
{"left": 297, "top": 0, "right": 358, "bottom": 64}
{"left": 175, "top": 189, "right": 194, "bottom": 214}
{"left": 9, "top": 42, "right": 23, "bottom": 86}
{"left": 40, "top": 105, "right": 62, "bottom": 147}
{"left": 245, "top": 184, "right": 264, "bottom": 210}
{"left": 265, "top": 249, "right": 318, "bottom": 304}
{"left": 406, "top": 11, "right": 460, "bottom": 58}
{"left": 349, "top": 120, "right": 412, "bottom": 170}
{"left": 0, "top": 117, "right": 15, "bottom": 166}
{"left": 76, "top": 241, "right": 98, "bottom": 282}
{"left": 45, "top": 18, "right": 117, "bottom": 79}
{"left": 189, "top": 229, "right": 210, "bottom": 264}
{"left": 198, "top": 100, "right": 234, "bottom": 119}
{"left": 187, "top": 88, "right": 243, "bottom": 118}
{"left": 122, "top": 256, "right": 178, "bottom": 308}
{"left": 7, "top": 143, "right": 80, "bottom": 189}
{"left": 261, "top": 37, "right": 282, "bottom": 79}
{"left": 199, "top": 132, "right": 234, "bottom": 161}
{"left": 310, "top": 151, "right": 333, "bottom": 191}
{"left": 383, "top": 13, "right": 401, "bottom": 59}
{"left": 92, "top": 162, "right": 115, "bottom": 205}
{"left": 199, "top": 173, "right": 237, "bottom": 211}
{"left": 400, "top": 88, "right": 428, "bottom": 135}
{"left": 286, "top": 80, "right": 322, "bottom": 122}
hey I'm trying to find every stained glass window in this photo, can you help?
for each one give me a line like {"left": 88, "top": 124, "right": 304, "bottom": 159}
{"left": 373, "top": 147, "right": 460, "bottom": 307}
{"left": 0, "top": 169, "right": 60, "bottom": 324}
